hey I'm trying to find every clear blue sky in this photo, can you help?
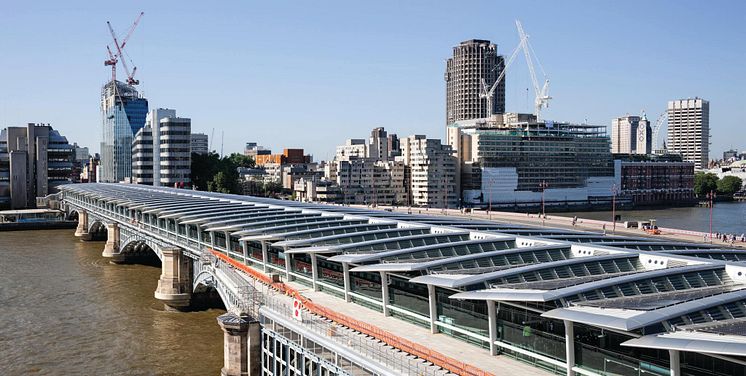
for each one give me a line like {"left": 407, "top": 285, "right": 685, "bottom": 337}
{"left": 2, "top": 0, "right": 744, "bottom": 161}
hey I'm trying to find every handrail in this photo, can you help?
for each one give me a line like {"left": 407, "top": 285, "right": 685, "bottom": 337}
{"left": 210, "top": 249, "right": 497, "bottom": 376}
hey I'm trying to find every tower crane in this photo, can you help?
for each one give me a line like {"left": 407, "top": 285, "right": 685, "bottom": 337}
{"left": 480, "top": 31, "right": 528, "bottom": 118}
{"left": 515, "top": 20, "right": 551, "bottom": 120}
{"left": 104, "top": 12, "right": 144, "bottom": 85}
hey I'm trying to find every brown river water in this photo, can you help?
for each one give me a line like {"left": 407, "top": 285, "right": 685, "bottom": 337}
{"left": 0, "top": 230, "right": 225, "bottom": 375}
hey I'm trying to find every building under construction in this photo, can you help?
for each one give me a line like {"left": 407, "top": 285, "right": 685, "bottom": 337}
{"left": 448, "top": 113, "right": 616, "bottom": 208}
{"left": 100, "top": 80, "right": 148, "bottom": 183}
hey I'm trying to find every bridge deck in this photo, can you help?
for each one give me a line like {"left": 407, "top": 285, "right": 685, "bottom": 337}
{"left": 291, "top": 281, "right": 552, "bottom": 376}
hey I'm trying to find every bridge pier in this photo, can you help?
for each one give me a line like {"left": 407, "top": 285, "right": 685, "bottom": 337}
{"left": 217, "top": 312, "right": 261, "bottom": 376}
{"left": 74, "top": 210, "right": 91, "bottom": 240}
{"left": 101, "top": 223, "right": 125, "bottom": 263}
{"left": 154, "top": 247, "right": 192, "bottom": 310}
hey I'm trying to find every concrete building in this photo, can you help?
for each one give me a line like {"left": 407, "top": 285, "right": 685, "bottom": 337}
{"left": 449, "top": 114, "right": 616, "bottom": 209}
{"left": 723, "top": 149, "right": 738, "bottom": 161}
{"left": 244, "top": 142, "right": 271, "bottom": 158}
{"left": 293, "top": 178, "right": 342, "bottom": 203}
{"left": 611, "top": 114, "right": 652, "bottom": 155}
{"left": 667, "top": 98, "right": 710, "bottom": 170}
{"left": 329, "top": 158, "right": 407, "bottom": 205}
{"left": 400, "top": 135, "right": 458, "bottom": 208}
{"left": 0, "top": 124, "right": 74, "bottom": 209}
{"left": 255, "top": 149, "right": 311, "bottom": 166}
{"left": 190, "top": 133, "right": 209, "bottom": 155}
{"left": 369, "top": 127, "right": 389, "bottom": 161}
{"left": 335, "top": 139, "right": 368, "bottom": 161}
{"left": 445, "top": 39, "right": 506, "bottom": 125}
{"left": 100, "top": 80, "right": 148, "bottom": 182}
{"left": 388, "top": 133, "right": 401, "bottom": 158}
{"left": 132, "top": 109, "right": 192, "bottom": 187}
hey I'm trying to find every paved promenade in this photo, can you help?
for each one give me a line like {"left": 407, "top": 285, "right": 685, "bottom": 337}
{"left": 355, "top": 205, "right": 746, "bottom": 249}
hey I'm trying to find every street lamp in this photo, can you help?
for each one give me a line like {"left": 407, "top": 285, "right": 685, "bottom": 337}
{"left": 707, "top": 190, "right": 716, "bottom": 244}
{"left": 539, "top": 180, "right": 549, "bottom": 226}
{"left": 611, "top": 184, "right": 618, "bottom": 234}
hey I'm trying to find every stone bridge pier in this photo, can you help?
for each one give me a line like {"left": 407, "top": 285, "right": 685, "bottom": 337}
{"left": 217, "top": 312, "right": 261, "bottom": 376}
{"left": 154, "top": 247, "right": 193, "bottom": 311}
{"left": 101, "top": 223, "right": 123, "bottom": 262}
{"left": 73, "top": 210, "right": 91, "bottom": 240}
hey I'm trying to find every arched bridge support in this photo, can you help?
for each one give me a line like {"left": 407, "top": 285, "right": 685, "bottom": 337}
{"left": 102, "top": 223, "right": 122, "bottom": 262}
{"left": 74, "top": 210, "right": 91, "bottom": 240}
{"left": 154, "top": 247, "right": 192, "bottom": 311}
{"left": 217, "top": 312, "right": 261, "bottom": 376}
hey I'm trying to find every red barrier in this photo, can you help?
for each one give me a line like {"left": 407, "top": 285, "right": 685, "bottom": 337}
{"left": 210, "top": 250, "right": 495, "bottom": 376}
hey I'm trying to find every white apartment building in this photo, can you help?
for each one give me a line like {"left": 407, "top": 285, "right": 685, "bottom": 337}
{"left": 132, "top": 108, "right": 191, "bottom": 187}
{"left": 399, "top": 135, "right": 457, "bottom": 208}
{"left": 667, "top": 98, "right": 709, "bottom": 169}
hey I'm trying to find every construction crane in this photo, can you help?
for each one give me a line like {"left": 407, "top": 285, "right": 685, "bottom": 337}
{"left": 480, "top": 31, "right": 528, "bottom": 118}
{"left": 515, "top": 20, "right": 551, "bottom": 120}
{"left": 104, "top": 12, "right": 144, "bottom": 85}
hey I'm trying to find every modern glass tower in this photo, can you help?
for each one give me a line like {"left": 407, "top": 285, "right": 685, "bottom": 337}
{"left": 100, "top": 80, "right": 148, "bottom": 182}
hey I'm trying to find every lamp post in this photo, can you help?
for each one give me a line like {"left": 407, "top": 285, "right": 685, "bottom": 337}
{"left": 707, "top": 190, "right": 716, "bottom": 244}
{"left": 539, "top": 180, "right": 549, "bottom": 226}
{"left": 611, "top": 184, "right": 618, "bottom": 234}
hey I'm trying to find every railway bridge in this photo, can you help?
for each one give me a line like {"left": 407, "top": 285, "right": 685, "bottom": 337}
{"left": 60, "top": 183, "right": 746, "bottom": 376}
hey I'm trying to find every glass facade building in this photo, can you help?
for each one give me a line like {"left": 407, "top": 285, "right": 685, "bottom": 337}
{"left": 100, "top": 80, "right": 148, "bottom": 182}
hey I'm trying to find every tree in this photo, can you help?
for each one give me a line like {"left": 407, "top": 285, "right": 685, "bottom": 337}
{"left": 228, "top": 153, "right": 255, "bottom": 169}
{"left": 717, "top": 175, "right": 743, "bottom": 196}
{"left": 694, "top": 172, "right": 719, "bottom": 197}
{"left": 191, "top": 151, "right": 242, "bottom": 194}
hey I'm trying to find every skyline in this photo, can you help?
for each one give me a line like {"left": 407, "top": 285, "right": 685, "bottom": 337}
{"left": 1, "top": 1, "right": 745, "bottom": 160}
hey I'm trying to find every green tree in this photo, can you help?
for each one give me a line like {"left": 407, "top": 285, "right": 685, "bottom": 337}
{"left": 191, "top": 151, "right": 242, "bottom": 194}
{"left": 694, "top": 172, "right": 719, "bottom": 197}
{"left": 717, "top": 175, "right": 743, "bottom": 196}
{"left": 228, "top": 153, "right": 255, "bottom": 168}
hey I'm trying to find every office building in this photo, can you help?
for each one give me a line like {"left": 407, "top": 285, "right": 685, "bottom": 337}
{"left": 449, "top": 114, "right": 615, "bottom": 208}
{"left": 244, "top": 142, "right": 271, "bottom": 158}
{"left": 723, "top": 149, "right": 738, "bottom": 161}
{"left": 400, "top": 135, "right": 458, "bottom": 208}
{"left": 368, "top": 127, "right": 389, "bottom": 161}
{"left": 132, "top": 109, "right": 191, "bottom": 187}
{"left": 667, "top": 98, "right": 709, "bottom": 169}
{"left": 100, "top": 80, "right": 148, "bottom": 182}
{"left": 387, "top": 133, "right": 401, "bottom": 158}
{"left": 445, "top": 39, "right": 506, "bottom": 125}
{"left": 611, "top": 114, "right": 652, "bottom": 155}
{"left": 0, "top": 124, "right": 74, "bottom": 209}
{"left": 191, "top": 133, "right": 209, "bottom": 155}
{"left": 255, "top": 149, "right": 311, "bottom": 166}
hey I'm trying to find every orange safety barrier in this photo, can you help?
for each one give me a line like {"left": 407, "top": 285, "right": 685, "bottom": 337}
{"left": 210, "top": 250, "right": 496, "bottom": 376}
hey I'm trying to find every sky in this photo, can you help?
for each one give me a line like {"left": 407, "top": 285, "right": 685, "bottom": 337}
{"left": 1, "top": 0, "right": 744, "bottom": 161}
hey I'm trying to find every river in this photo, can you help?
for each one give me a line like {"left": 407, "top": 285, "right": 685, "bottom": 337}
{"left": 558, "top": 201, "right": 746, "bottom": 235}
{"left": 0, "top": 230, "right": 225, "bottom": 376}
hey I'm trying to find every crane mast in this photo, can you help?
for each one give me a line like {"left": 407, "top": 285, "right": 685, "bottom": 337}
{"left": 515, "top": 20, "right": 551, "bottom": 120}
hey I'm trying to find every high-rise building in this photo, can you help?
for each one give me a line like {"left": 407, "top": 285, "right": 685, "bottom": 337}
{"left": 667, "top": 98, "right": 710, "bottom": 169}
{"left": 132, "top": 109, "right": 191, "bottom": 187}
{"left": 387, "top": 133, "right": 401, "bottom": 158}
{"left": 100, "top": 80, "right": 148, "bottom": 182}
{"left": 611, "top": 114, "right": 652, "bottom": 155}
{"left": 368, "top": 127, "right": 389, "bottom": 161}
{"left": 399, "top": 135, "right": 458, "bottom": 208}
{"left": 191, "top": 133, "right": 209, "bottom": 155}
{"left": 445, "top": 39, "right": 506, "bottom": 125}
{"left": 0, "top": 124, "right": 74, "bottom": 209}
